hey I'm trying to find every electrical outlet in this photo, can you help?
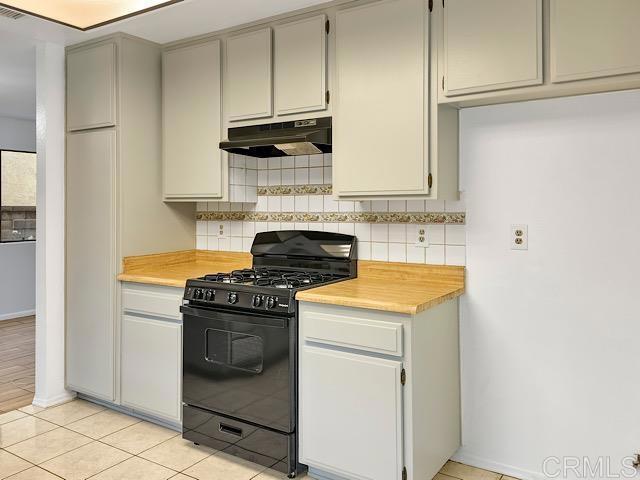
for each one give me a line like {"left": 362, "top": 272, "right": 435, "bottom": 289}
{"left": 414, "top": 225, "right": 429, "bottom": 248}
{"left": 511, "top": 224, "right": 528, "bottom": 250}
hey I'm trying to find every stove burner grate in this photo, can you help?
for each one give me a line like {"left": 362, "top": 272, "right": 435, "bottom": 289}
{"left": 201, "top": 268, "right": 343, "bottom": 289}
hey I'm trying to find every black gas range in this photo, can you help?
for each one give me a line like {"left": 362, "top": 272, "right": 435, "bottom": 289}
{"left": 181, "top": 231, "right": 357, "bottom": 478}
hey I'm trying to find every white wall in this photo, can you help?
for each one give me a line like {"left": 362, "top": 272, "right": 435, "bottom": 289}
{"left": 0, "top": 116, "right": 36, "bottom": 151}
{"left": 33, "top": 42, "right": 73, "bottom": 407}
{"left": 456, "top": 90, "right": 640, "bottom": 479}
{"left": 0, "top": 116, "right": 36, "bottom": 320}
{"left": 0, "top": 242, "right": 36, "bottom": 319}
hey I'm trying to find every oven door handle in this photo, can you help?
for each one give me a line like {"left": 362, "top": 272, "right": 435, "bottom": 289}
{"left": 180, "top": 305, "right": 288, "bottom": 328}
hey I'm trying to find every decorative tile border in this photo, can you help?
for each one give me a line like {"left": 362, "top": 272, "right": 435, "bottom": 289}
{"left": 196, "top": 211, "right": 466, "bottom": 225}
{"left": 257, "top": 184, "right": 332, "bottom": 196}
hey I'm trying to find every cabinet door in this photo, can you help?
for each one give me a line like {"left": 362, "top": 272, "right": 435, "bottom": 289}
{"left": 67, "top": 42, "right": 117, "bottom": 131}
{"left": 225, "top": 28, "right": 273, "bottom": 122}
{"left": 275, "top": 15, "right": 327, "bottom": 115}
{"left": 334, "top": 0, "right": 429, "bottom": 196}
{"left": 443, "top": 0, "right": 542, "bottom": 96}
{"left": 550, "top": 0, "right": 640, "bottom": 83}
{"left": 66, "top": 129, "right": 116, "bottom": 401}
{"left": 121, "top": 315, "right": 182, "bottom": 423}
{"left": 163, "top": 41, "right": 223, "bottom": 199}
{"left": 300, "top": 346, "right": 403, "bottom": 480}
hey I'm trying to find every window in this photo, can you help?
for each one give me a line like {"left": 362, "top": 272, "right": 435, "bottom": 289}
{"left": 0, "top": 150, "right": 37, "bottom": 243}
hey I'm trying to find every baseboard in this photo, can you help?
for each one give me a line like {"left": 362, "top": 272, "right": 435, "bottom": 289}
{"left": 0, "top": 309, "right": 35, "bottom": 321}
{"left": 308, "top": 467, "right": 345, "bottom": 480}
{"left": 77, "top": 393, "right": 182, "bottom": 432}
{"left": 32, "top": 390, "right": 77, "bottom": 408}
{"left": 452, "top": 449, "right": 544, "bottom": 480}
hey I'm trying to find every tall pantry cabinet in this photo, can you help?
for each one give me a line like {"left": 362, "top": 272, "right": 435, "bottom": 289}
{"left": 65, "top": 34, "right": 194, "bottom": 402}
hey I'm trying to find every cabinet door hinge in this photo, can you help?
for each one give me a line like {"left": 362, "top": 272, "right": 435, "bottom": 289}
{"left": 427, "top": 173, "right": 433, "bottom": 189}
{"left": 402, "top": 466, "right": 408, "bottom": 480}
{"left": 325, "top": 19, "right": 330, "bottom": 34}
{"left": 400, "top": 368, "right": 406, "bottom": 386}
{"left": 428, "top": 0, "right": 433, "bottom": 12}
{"left": 326, "top": 90, "right": 331, "bottom": 104}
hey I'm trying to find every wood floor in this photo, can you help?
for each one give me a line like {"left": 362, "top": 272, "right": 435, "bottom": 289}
{"left": 0, "top": 316, "right": 35, "bottom": 413}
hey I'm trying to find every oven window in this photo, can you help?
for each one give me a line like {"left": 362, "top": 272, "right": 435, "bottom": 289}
{"left": 205, "top": 328, "right": 264, "bottom": 374}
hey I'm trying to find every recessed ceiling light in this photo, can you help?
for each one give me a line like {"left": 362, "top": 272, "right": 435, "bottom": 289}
{"left": 0, "top": 0, "right": 183, "bottom": 30}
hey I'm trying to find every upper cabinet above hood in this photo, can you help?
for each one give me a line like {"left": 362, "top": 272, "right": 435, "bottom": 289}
{"left": 220, "top": 117, "right": 332, "bottom": 158}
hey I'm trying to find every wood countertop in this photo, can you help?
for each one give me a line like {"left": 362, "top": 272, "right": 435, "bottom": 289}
{"left": 117, "top": 250, "right": 252, "bottom": 288}
{"left": 118, "top": 251, "right": 465, "bottom": 314}
{"left": 296, "top": 261, "right": 465, "bottom": 315}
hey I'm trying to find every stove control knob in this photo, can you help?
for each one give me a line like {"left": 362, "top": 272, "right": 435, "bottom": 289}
{"left": 228, "top": 292, "right": 238, "bottom": 304}
{"left": 252, "top": 295, "right": 263, "bottom": 308}
{"left": 204, "top": 289, "right": 214, "bottom": 302}
{"left": 266, "top": 296, "right": 277, "bottom": 309}
{"left": 193, "top": 289, "right": 203, "bottom": 300}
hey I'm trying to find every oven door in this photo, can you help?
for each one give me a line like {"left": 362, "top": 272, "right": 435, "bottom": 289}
{"left": 181, "top": 305, "right": 294, "bottom": 434}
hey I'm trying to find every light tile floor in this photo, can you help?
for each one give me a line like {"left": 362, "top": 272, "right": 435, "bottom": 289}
{"left": 0, "top": 399, "right": 517, "bottom": 480}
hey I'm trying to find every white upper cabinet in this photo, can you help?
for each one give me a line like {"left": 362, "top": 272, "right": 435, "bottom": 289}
{"left": 67, "top": 42, "right": 117, "bottom": 131}
{"left": 274, "top": 14, "right": 328, "bottom": 116}
{"left": 442, "top": 0, "right": 542, "bottom": 96}
{"left": 225, "top": 27, "right": 273, "bottom": 122}
{"left": 163, "top": 40, "right": 224, "bottom": 200}
{"left": 550, "top": 0, "right": 640, "bottom": 83}
{"left": 334, "top": 0, "right": 429, "bottom": 197}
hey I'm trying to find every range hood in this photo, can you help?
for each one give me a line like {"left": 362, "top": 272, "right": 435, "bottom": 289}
{"left": 220, "top": 117, "right": 331, "bottom": 158}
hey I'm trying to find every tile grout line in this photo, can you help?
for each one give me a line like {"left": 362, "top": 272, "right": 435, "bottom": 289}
{"left": 1, "top": 407, "right": 129, "bottom": 467}
{"left": 438, "top": 473, "right": 464, "bottom": 480}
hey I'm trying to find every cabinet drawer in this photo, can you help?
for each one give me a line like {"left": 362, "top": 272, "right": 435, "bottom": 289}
{"left": 122, "top": 288, "right": 182, "bottom": 320}
{"left": 302, "top": 311, "right": 403, "bottom": 356}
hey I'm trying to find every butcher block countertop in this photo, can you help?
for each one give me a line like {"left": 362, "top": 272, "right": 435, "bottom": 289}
{"left": 118, "top": 251, "right": 465, "bottom": 314}
{"left": 117, "top": 250, "right": 252, "bottom": 288}
{"left": 296, "top": 261, "right": 465, "bottom": 315}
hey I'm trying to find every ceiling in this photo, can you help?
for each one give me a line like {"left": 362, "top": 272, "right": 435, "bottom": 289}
{"left": 0, "top": 1, "right": 182, "bottom": 30}
{"left": 0, "top": 0, "right": 333, "bottom": 45}
{"left": 0, "top": 0, "right": 332, "bottom": 121}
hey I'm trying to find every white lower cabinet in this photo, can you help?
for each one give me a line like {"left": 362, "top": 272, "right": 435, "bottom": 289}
{"left": 121, "top": 315, "right": 182, "bottom": 424}
{"left": 299, "top": 300, "right": 461, "bottom": 480}
{"left": 120, "top": 283, "right": 183, "bottom": 426}
{"left": 66, "top": 129, "right": 116, "bottom": 402}
{"left": 300, "top": 346, "right": 403, "bottom": 480}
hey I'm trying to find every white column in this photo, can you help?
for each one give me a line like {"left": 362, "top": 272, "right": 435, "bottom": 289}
{"left": 33, "top": 42, "right": 76, "bottom": 407}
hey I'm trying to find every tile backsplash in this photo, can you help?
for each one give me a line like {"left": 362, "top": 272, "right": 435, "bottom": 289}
{"left": 196, "top": 154, "right": 466, "bottom": 265}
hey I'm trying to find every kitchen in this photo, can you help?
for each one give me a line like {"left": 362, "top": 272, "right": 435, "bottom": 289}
{"left": 0, "top": 0, "right": 639, "bottom": 479}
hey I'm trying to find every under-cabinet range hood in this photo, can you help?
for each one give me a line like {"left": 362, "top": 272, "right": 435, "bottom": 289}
{"left": 220, "top": 117, "right": 331, "bottom": 158}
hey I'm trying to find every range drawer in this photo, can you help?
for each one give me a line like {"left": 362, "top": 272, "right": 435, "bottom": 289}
{"left": 302, "top": 310, "right": 403, "bottom": 356}
{"left": 122, "top": 284, "right": 183, "bottom": 320}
